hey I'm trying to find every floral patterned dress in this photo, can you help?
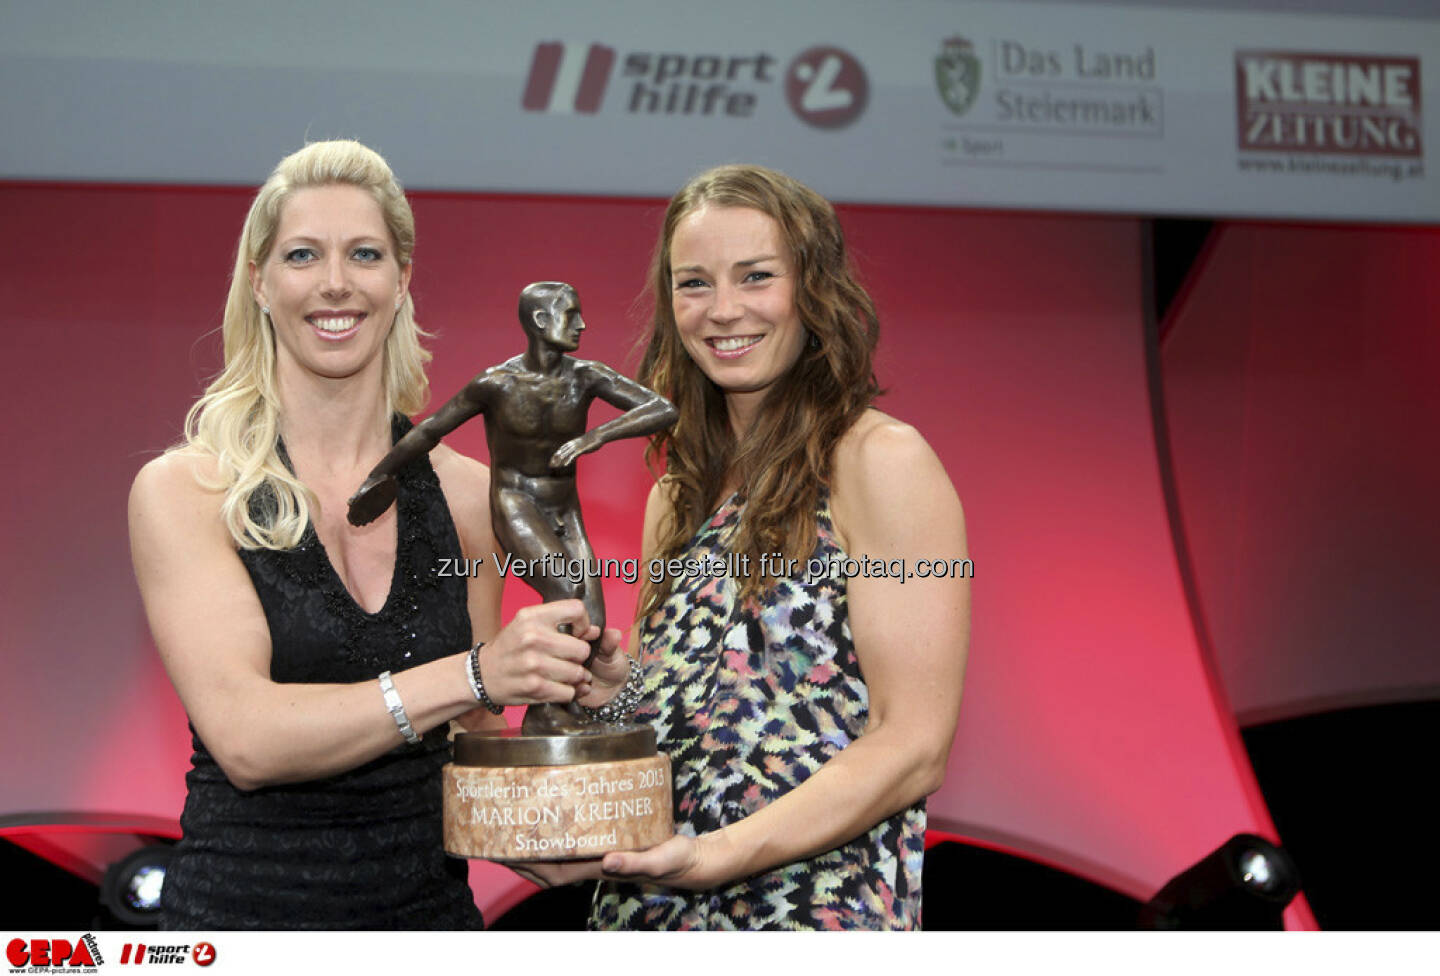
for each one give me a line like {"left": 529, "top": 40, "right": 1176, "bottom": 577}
{"left": 589, "top": 494, "right": 925, "bottom": 930}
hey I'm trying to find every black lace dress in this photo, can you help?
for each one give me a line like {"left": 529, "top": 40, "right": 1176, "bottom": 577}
{"left": 160, "top": 419, "right": 483, "bottom": 930}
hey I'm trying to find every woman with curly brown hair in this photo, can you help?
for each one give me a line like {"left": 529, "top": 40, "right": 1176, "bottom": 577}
{"left": 538, "top": 164, "right": 970, "bottom": 930}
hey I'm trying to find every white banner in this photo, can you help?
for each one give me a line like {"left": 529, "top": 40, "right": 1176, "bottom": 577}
{"left": 3, "top": 929, "right": 1439, "bottom": 974}
{"left": 1, "top": 0, "right": 1434, "bottom": 221}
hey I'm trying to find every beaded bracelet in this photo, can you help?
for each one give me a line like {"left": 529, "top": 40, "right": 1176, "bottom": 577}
{"left": 579, "top": 656, "right": 645, "bottom": 725}
{"left": 466, "top": 642, "right": 505, "bottom": 715}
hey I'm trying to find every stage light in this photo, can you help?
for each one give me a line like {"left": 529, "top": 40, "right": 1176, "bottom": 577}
{"left": 1238, "top": 850, "right": 1275, "bottom": 890}
{"left": 1139, "top": 833, "right": 1300, "bottom": 929}
{"left": 101, "top": 845, "right": 174, "bottom": 927}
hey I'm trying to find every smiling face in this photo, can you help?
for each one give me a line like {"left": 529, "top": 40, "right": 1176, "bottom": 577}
{"left": 668, "top": 205, "right": 806, "bottom": 431}
{"left": 249, "top": 184, "right": 411, "bottom": 385}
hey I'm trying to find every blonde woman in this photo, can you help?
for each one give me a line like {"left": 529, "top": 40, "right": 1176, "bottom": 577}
{"left": 129, "top": 141, "right": 624, "bottom": 929}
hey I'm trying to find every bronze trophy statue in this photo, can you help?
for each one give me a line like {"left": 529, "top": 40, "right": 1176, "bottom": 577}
{"left": 348, "top": 282, "right": 676, "bottom": 861}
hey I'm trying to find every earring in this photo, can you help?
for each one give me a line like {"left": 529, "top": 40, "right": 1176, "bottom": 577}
{"left": 395, "top": 299, "right": 403, "bottom": 311}
{"left": 809, "top": 332, "right": 820, "bottom": 349}
{"left": 261, "top": 306, "right": 271, "bottom": 317}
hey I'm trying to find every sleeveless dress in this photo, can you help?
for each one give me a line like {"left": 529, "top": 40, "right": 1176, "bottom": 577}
{"left": 160, "top": 418, "right": 483, "bottom": 930}
{"left": 589, "top": 494, "right": 926, "bottom": 930}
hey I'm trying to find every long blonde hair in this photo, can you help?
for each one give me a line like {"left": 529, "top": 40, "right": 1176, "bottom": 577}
{"left": 638, "top": 164, "right": 880, "bottom": 611}
{"left": 181, "top": 140, "right": 430, "bottom": 550}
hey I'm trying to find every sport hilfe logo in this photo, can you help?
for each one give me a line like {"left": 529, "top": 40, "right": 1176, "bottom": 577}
{"left": 115, "top": 942, "right": 215, "bottom": 966}
{"left": 785, "top": 46, "right": 869, "bottom": 129}
{"left": 521, "top": 40, "right": 869, "bottom": 128}
{"left": 522, "top": 42, "right": 615, "bottom": 114}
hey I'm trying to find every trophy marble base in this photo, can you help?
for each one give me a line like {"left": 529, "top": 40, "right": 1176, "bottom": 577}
{"left": 443, "top": 726, "right": 673, "bottom": 862}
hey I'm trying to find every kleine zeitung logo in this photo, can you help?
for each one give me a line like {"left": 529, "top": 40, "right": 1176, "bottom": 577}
{"left": 1235, "top": 50, "right": 1422, "bottom": 156}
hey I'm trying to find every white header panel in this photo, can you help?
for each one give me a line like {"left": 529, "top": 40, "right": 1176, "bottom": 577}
{"left": 1, "top": 1, "right": 1434, "bottom": 220}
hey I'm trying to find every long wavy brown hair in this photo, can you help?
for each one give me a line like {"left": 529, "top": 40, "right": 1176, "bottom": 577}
{"left": 638, "top": 164, "right": 880, "bottom": 613}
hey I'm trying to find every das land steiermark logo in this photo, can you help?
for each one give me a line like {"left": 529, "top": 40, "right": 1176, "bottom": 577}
{"left": 935, "top": 36, "right": 982, "bottom": 117}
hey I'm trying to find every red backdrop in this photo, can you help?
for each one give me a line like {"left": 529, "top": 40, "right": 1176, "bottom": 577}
{"left": 18, "top": 184, "right": 1425, "bottom": 929}
{"left": 1162, "top": 222, "right": 1440, "bottom": 725}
